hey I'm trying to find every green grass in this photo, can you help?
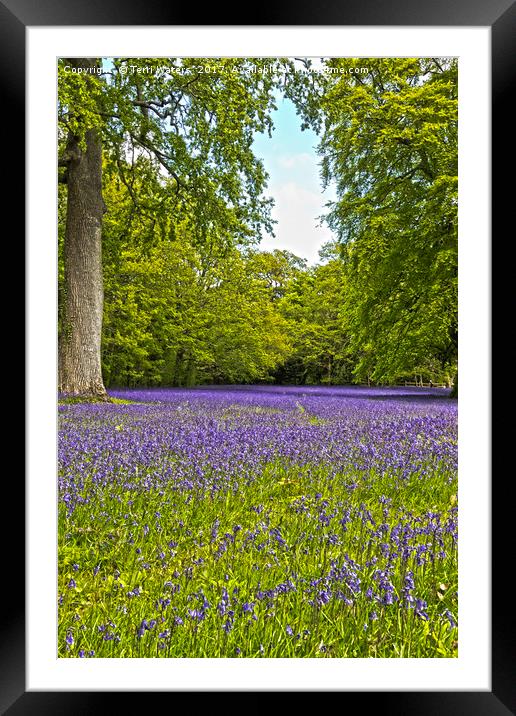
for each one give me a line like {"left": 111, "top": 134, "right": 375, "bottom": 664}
{"left": 58, "top": 459, "right": 458, "bottom": 658}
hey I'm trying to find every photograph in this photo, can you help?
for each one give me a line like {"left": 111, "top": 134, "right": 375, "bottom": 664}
{"left": 11, "top": 4, "right": 506, "bottom": 707}
{"left": 57, "top": 55, "right": 459, "bottom": 659}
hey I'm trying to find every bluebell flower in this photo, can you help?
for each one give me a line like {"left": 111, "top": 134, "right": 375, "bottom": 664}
{"left": 442, "top": 609, "right": 457, "bottom": 627}
{"left": 415, "top": 599, "right": 429, "bottom": 620}
{"left": 188, "top": 609, "right": 204, "bottom": 621}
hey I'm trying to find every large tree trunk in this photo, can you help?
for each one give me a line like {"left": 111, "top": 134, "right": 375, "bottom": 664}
{"left": 59, "top": 59, "right": 107, "bottom": 398}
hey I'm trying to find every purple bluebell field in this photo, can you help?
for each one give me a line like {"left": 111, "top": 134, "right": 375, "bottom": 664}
{"left": 58, "top": 385, "right": 458, "bottom": 658}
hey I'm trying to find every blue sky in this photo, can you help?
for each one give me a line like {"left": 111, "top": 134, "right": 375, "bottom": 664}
{"left": 100, "top": 58, "right": 335, "bottom": 263}
{"left": 252, "top": 94, "right": 336, "bottom": 265}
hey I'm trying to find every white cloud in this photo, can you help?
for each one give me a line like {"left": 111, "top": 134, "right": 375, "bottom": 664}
{"left": 276, "top": 153, "right": 313, "bottom": 170}
{"left": 259, "top": 182, "right": 335, "bottom": 264}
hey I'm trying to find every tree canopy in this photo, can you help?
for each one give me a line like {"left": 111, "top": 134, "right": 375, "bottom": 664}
{"left": 301, "top": 58, "right": 458, "bottom": 385}
{"left": 58, "top": 57, "right": 458, "bottom": 393}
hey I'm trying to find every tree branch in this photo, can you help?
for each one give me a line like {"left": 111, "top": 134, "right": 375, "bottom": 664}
{"left": 128, "top": 132, "right": 185, "bottom": 193}
{"left": 132, "top": 100, "right": 170, "bottom": 120}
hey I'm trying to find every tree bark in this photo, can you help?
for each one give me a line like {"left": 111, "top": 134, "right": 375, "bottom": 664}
{"left": 449, "top": 372, "right": 458, "bottom": 398}
{"left": 58, "top": 59, "right": 107, "bottom": 398}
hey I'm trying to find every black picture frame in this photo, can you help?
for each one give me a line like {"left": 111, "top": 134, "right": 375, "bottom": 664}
{"left": 10, "top": 0, "right": 511, "bottom": 711}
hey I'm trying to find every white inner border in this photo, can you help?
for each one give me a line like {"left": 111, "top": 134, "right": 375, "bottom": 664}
{"left": 27, "top": 26, "right": 491, "bottom": 691}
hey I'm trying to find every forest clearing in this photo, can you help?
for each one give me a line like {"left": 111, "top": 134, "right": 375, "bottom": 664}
{"left": 59, "top": 385, "right": 457, "bottom": 658}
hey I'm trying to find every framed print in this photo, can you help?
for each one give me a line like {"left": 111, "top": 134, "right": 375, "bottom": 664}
{"left": 9, "top": 0, "right": 511, "bottom": 710}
